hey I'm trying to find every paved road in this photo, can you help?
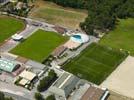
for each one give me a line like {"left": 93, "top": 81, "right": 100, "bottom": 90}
{"left": 4, "top": 92, "right": 30, "bottom": 100}
{"left": 0, "top": 25, "right": 38, "bottom": 52}
{"left": 0, "top": 81, "right": 33, "bottom": 100}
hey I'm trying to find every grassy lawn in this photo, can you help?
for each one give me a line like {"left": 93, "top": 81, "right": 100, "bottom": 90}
{"left": 10, "top": 29, "right": 67, "bottom": 62}
{"left": 29, "top": 0, "right": 87, "bottom": 29}
{"left": 100, "top": 18, "right": 134, "bottom": 56}
{"left": 63, "top": 43, "right": 127, "bottom": 85}
{"left": 0, "top": 15, "right": 25, "bottom": 44}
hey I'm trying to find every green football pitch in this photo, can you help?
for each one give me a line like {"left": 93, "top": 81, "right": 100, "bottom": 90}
{"left": 100, "top": 18, "right": 134, "bottom": 56}
{"left": 63, "top": 43, "right": 127, "bottom": 84}
{"left": 0, "top": 16, "right": 25, "bottom": 43}
{"left": 11, "top": 29, "right": 67, "bottom": 62}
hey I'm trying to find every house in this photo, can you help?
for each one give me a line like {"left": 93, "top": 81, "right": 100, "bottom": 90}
{"left": 51, "top": 45, "right": 67, "bottom": 58}
{"left": 49, "top": 72, "right": 79, "bottom": 99}
{"left": 69, "top": 80, "right": 109, "bottom": 100}
{"left": 53, "top": 26, "right": 67, "bottom": 35}
{"left": 18, "top": 70, "right": 36, "bottom": 86}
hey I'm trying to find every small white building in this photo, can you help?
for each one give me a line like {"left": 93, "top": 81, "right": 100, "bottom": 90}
{"left": 18, "top": 70, "right": 36, "bottom": 86}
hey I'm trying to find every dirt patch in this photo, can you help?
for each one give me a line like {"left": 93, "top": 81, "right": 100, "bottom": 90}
{"left": 101, "top": 56, "right": 134, "bottom": 99}
{"left": 108, "top": 91, "right": 133, "bottom": 100}
{"left": 28, "top": 0, "right": 87, "bottom": 29}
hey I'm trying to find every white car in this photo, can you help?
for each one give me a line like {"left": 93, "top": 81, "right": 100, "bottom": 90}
{"left": 11, "top": 34, "right": 23, "bottom": 41}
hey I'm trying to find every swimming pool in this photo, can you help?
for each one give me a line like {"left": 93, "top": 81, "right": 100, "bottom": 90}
{"left": 71, "top": 33, "right": 89, "bottom": 43}
{"left": 71, "top": 35, "right": 83, "bottom": 43}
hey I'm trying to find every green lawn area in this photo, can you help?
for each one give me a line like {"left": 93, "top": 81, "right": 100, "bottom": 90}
{"left": 63, "top": 43, "right": 127, "bottom": 85}
{"left": 100, "top": 18, "right": 134, "bottom": 55}
{"left": 10, "top": 29, "right": 67, "bottom": 62}
{"left": 0, "top": 15, "right": 25, "bottom": 43}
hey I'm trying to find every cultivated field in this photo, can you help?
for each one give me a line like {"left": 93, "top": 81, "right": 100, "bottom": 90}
{"left": 10, "top": 29, "right": 67, "bottom": 62}
{"left": 0, "top": 15, "right": 25, "bottom": 44}
{"left": 63, "top": 43, "right": 127, "bottom": 85}
{"left": 29, "top": 0, "right": 87, "bottom": 29}
{"left": 100, "top": 18, "right": 134, "bottom": 56}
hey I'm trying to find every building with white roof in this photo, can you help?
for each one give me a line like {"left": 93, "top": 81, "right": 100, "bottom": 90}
{"left": 18, "top": 70, "right": 36, "bottom": 86}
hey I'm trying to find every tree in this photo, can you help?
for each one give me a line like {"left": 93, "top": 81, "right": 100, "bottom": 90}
{"left": 34, "top": 92, "right": 44, "bottom": 100}
{"left": 37, "top": 70, "right": 57, "bottom": 92}
{"left": 0, "top": 91, "right": 5, "bottom": 100}
{"left": 46, "top": 95, "right": 55, "bottom": 100}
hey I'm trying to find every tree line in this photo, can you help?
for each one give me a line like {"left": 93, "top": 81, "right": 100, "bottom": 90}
{"left": 45, "top": 0, "right": 134, "bottom": 35}
{"left": 45, "top": 0, "right": 88, "bottom": 9}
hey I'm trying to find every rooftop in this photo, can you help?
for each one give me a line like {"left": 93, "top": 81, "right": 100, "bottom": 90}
{"left": 0, "top": 58, "right": 18, "bottom": 72}
{"left": 19, "top": 70, "right": 36, "bottom": 81}
{"left": 51, "top": 45, "right": 67, "bottom": 57}
{"left": 81, "top": 85, "right": 105, "bottom": 100}
{"left": 49, "top": 72, "right": 79, "bottom": 98}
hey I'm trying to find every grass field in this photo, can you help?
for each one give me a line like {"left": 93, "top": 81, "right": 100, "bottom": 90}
{"left": 100, "top": 18, "right": 134, "bottom": 56}
{"left": 29, "top": 0, "right": 87, "bottom": 29}
{"left": 0, "top": 15, "right": 25, "bottom": 44}
{"left": 63, "top": 43, "right": 127, "bottom": 84}
{"left": 10, "top": 29, "right": 67, "bottom": 62}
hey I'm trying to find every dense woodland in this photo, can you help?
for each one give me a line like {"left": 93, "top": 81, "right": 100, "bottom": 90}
{"left": 45, "top": 0, "right": 88, "bottom": 9}
{"left": 45, "top": 0, "right": 134, "bottom": 35}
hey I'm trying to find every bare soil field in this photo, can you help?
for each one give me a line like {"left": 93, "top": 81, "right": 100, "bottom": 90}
{"left": 28, "top": 0, "right": 87, "bottom": 29}
{"left": 101, "top": 56, "right": 134, "bottom": 99}
{"left": 108, "top": 91, "right": 133, "bottom": 100}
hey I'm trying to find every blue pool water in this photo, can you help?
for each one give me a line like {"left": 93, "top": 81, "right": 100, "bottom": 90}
{"left": 71, "top": 35, "right": 83, "bottom": 43}
{"left": 72, "top": 35, "right": 81, "bottom": 39}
